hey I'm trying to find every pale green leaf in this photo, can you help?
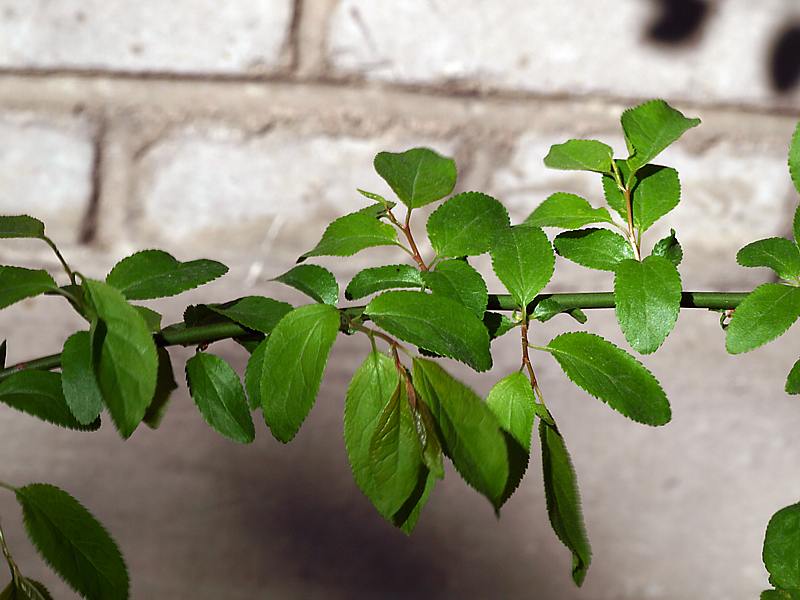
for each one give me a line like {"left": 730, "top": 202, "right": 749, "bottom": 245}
{"left": 726, "top": 283, "right": 800, "bottom": 354}
{"left": 60, "top": 331, "right": 103, "bottom": 425}
{"left": 490, "top": 225, "right": 555, "bottom": 309}
{"left": 209, "top": 296, "right": 293, "bottom": 333}
{"left": 0, "top": 267, "right": 56, "bottom": 310}
{"left": 737, "top": 238, "right": 800, "bottom": 281}
{"left": 373, "top": 148, "right": 457, "bottom": 208}
{"left": 554, "top": 228, "right": 634, "bottom": 272}
{"left": 651, "top": 228, "right": 683, "bottom": 266}
{"left": 260, "top": 304, "right": 340, "bottom": 442}
{"left": 365, "top": 291, "right": 492, "bottom": 372}
{"left": 603, "top": 164, "right": 681, "bottom": 232}
{"left": 426, "top": 192, "right": 510, "bottom": 257}
{"left": 525, "top": 192, "right": 613, "bottom": 229}
{"left": 300, "top": 211, "right": 398, "bottom": 260}
{"left": 273, "top": 265, "right": 338, "bottom": 305}
{"left": 486, "top": 372, "right": 536, "bottom": 453}
{"left": 764, "top": 502, "right": 800, "bottom": 590}
{"left": 790, "top": 122, "right": 800, "bottom": 196}
{"left": 544, "top": 332, "right": 671, "bottom": 426}
{"left": 0, "top": 215, "right": 44, "bottom": 239}
{"left": 544, "top": 139, "right": 613, "bottom": 173}
{"left": 422, "top": 259, "right": 488, "bottom": 317}
{"left": 345, "top": 264, "right": 423, "bottom": 300}
{"left": 621, "top": 99, "right": 700, "bottom": 172}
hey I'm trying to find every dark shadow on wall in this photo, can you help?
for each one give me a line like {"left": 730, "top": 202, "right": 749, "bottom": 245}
{"left": 770, "top": 23, "right": 800, "bottom": 93}
{"left": 646, "top": 0, "right": 710, "bottom": 44}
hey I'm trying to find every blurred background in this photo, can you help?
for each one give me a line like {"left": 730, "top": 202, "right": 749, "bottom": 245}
{"left": 0, "top": 1, "right": 799, "bottom": 598}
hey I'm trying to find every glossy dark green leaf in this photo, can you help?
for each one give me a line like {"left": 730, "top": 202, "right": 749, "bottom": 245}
{"left": 540, "top": 420, "right": 592, "bottom": 586}
{"left": 0, "top": 267, "right": 56, "bottom": 310}
{"left": 186, "top": 352, "right": 254, "bottom": 444}
{"left": 412, "top": 358, "right": 509, "bottom": 509}
{"left": 0, "top": 215, "right": 44, "bottom": 239}
{"left": 737, "top": 238, "right": 800, "bottom": 281}
{"left": 366, "top": 291, "right": 492, "bottom": 372}
{"left": 787, "top": 359, "right": 800, "bottom": 395}
{"left": 260, "top": 304, "right": 340, "bottom": 442}
{"left": 143, "top": 347, "right": 178, "bottom": 429}
{"left": 273, "top": 265, "right": 338, "bottom": 305}
{"left": 422, "top": 259, "right": 488, "bottom": 317}
{"left": 106, "top": 249, "right": 228, "bottom": 300}
{"left": 651, "top": 228, "right": 683, "bottom": 266}
{"left": 300, "top": 211, "right": 399, "bottom": 261}
{"left": 544, "top": 139, "right": 613, "bottom": 173}
{"left": 603, "top": 164, "right": 681, "bottom": 232}
{"left": 60, "top": 331, "right": 104, "bottom": 425}
{"left": 486, "top": 372, "right": 536, "bottom": 453}
{"left": 790, "top": 122, "right": 800, "bottom": 196}
{"left": 726, "top": 284, "right": 800, "bottom": 354}
{"left": 525, "top": 192, "right": 613, "bottom": 229}
{"left": 554, "top": 228, "right": 634, "bottom": 272}
{"left": 544, "top": 332, "right": 671, "bottom": 426}
{"left": 764, "top": 502, "right": 800, "bottom": 589}
{"left": 244, "top": 338, "right": 268, "bottom": 409}
{"left": 614, "top": 256, "right": 682, "bottom": 354}
{"left": 0, "top": 370, "right": 98, "bottom": 431}
{"left": 490, "top": 225, "right": 555, "bottom": 309}
{"left": 345, "top": 264, "right": 424, "bottom": 300}
{"left": 0, "top": 578, "right": 53, "bottom": 600}
{"left": 621, "top": 99, "right": 700, "bottom": 172}
{"left": 426, "top": 192, "right": 510, "bottom": 257}
{"left": 209, "top": 296, "right": 293, "bottom": 334}
{"left": 15, "top": 483, "right": 129, "bottom": 600}
{"left": 373, "top": 147, "right": 457, "bottom": 208}
{"left": 84, "top": 279, "right": 158, "bottom": 438}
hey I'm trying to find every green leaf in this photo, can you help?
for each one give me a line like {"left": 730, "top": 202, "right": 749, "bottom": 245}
{"left": 368, "top": 382, "right": 425, "bottom": 518}
{"left": 0, "top": 370, "right": 99, "bottom": 431}
{"left": 106, "top": 249, "right": 228, "bottom": 300}
{"left": 84, "top": 279, "right": 159, "bottom": 438}
{"left": 133, "top": 306, "right": 162, "bottom": 333}
{"left": 794, "top": 205, "right": 800, "bottom": 248}
{"left": 0, "top": 578, "right": 53, "bottom": 600}
{"left": 532, "top": 298, "right": 587, "bottom": 324}
{"left": 621, "top": 99, "right": 700, "bottom": 172}
{"left": 544, "top": 139, "right": 613, "bottom": 173}
{"left": 412, "top": 358, "right": 509, "bottom": 509}
{"left": 554, "top": 228, "right": 634, "bottom": 272}
{"left": 355, "top": 189, "right": 395, "bottom": 211}
{"left": 422, "top": 259, "right": 488, "bottom": 317}
{"left": 185, "top": 352, "right": 255, "bottom": 444}
{"left": 764, "top": 502, "right": 800, "bottom": 590}
{"left": 790, "top": 122, "right": 800, "bottom": 195}
{"left": 396, "top": 471, "right": 436, "bottom": 535}
{"left": 426, "top": 192, "right": 510, "bottom": 257}
{"left": 0, "top": 267, "right": 56, "bottom": 310}
{"left": 365, "top": 291, "right": 492, "bottom": 372}
{"left": 483, "top": 312, "right": 517, "bottom": 340}
{"left": 0, "top": 215, "right": 45, "bottom": 239}
{"left": 345, "top": 264, "right": 423, "bottom": 300}
{"left": 260, "top": 304, "right": 340, "bottom": 442}
{"left": 603, "top": 164, "right": 681, "bottom": 232}
{"left": 539, "top": 420, "right": 592, "bottom": 587}
{"left": 486, "top": 372, "right": 536, "bottom": 453}
{"left": 15, "top": 483, "right": 129, "bottom": 600}
{"left": 244, "top": 338, "right": 268, "bottom": 409}
{"left": 273, "top": 265, "right": 338, "bottom": 305}
{"left": 761, "top": 590, "right": 800, "bottom": 600}
{"left": 60, "top": 331, "right": 104, "bottom": 425}
{"left": 413, "top": 399, "right": 445, "bottom": 480}
{"left": 614, "top": 256, "right": 682, "bottom": 354}
{"left": 651, "top": 228, "right": 683, "bottom": 266}
{"left": 209, "top": 296, "right": 293, "bottom": 333}
{"left": 524, "top": 192, "right": 613, "bottom": 229}
{"left": 143, "top": 347, "right": 178, "bottom": 429}
{"left": 373, "top": 147, "right": 457, "bottom": 208}
{"left": 544, "top": 332, "right": 671, "bottom": 426}
{"left": 490, "top": 225, "right": 555, "bottom": 309}
{"left": 737, "top": 238, "right": 800, "bottom": 281}
{"left": 726, "top": 283, "right": 800, "bottom": 354}
{"left": 300, "top": 211, "right": 399, "bottom": 261}
{"left": 787, "top": 360, "right": 800, "bottom": 395}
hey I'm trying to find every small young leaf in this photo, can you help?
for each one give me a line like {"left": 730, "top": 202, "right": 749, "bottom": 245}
{"left": 532, "top": 298, "right": 587, "bottom": 324}
{"left": 143, "top": 347, "right": 178, "bottom": 429}
{"left": 726, "top": 283, "right": 800, "bottom": 354}
{"left": 345, "top": 264, "right": 424, "bottom": 300}
{"left": 486, "top": 372, "right": 536, "bottom": 453}
{"left": 373, "top": 148, "right": 457, "bottom": 208}
{"left": 544, "top": 139, "right": 613, "bottom": 173}
{"left": 244, "top": 338, "right": 268, "bottom": 409}
{"left": 651, "top": 228, "right": 683, "bottom": 266}
{"left": 365, "top": 291, "right": 492, "bottom": 372}
{"left": 764, "top": 502, "right": 800, "bottom": 590}
{"left": 554, "top": 228, "right": 634, "bottom": 272}
{"left": 60, "top": 331, "right": 104, "bottom": 425}
{"left": 0, "top": 215, "right": 45, "bottom": 239}
{"left": 0, "top": 577, "right": 54, "bottom": 600}
{"left": 300, "top": 211, "right": 399, "bottom": 261}
{"left": 273, "top": 265, "right": 338, "bottom": 305}
{"left": 524, "top": 192, "right": 613, "bottom": 229}
{"left": 84, "top": 279, "right": 159, "bottom": 438}
{"left": 614, "top": 256, "right": 682, "bottom": 354}
{"left": 356, "top": 189, "right": 395, "bottom": 211}
{"left": 260, "top": 304, "right": 340, "bottom": 442}
{"left": 412, "top": 358, "right": 509, "bottom": 509}
{"left": 422, "top": 259, "right": 488, "bottom": 317}
{"left": 621, "top": 99, "right": 700, "bottom": 172}
{"left": 15, "top": 483, "right": 129, "bottom": 600}
{"left": 0, "top": 267, "right": 56, "bottom": 310}
{"left": 787, "top": 359, "right": 800, "bottom": 395}
{"left": 790, "top": 122, "right": 800, "bottom": 195}
{"left": 737, "top": 238, "right": 800, "bottom": 281}
{"left": 209, "top": 296, "right": 293, "bottom": 334}
{"left": 0, "top": 370, "right": 99, "bottom": 431}
{"left": 490, "top": 225, "right": 555, "bottom": 309}
{"left": 603, "top": 165, "right": 681, "bottom": 232}
{"left": 106, "top": 249, "right": 228, "bottom": 300}
{"left": 426, "top": 192, "right": 510, "bottom": 257}
{"left": 544, "top": 332, "right": 671, "bottom": 426}
{"left": 185, "top": 352, "right": 255, "bottom": 444}
{"left": 540, "top": 420, "right": 592, "bottom": 587}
